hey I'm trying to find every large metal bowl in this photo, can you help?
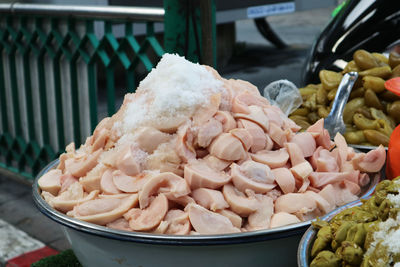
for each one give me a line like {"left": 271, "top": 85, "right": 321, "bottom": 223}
{"left": 33, "top": 160, "right": 381, "bottom": 267}
{"left": 297, "top": 200, "right": 363, "bottom": 267}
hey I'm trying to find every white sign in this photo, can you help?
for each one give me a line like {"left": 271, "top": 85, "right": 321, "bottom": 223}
{"left": 247, "top": 2, "right": 296, "bottom": 19}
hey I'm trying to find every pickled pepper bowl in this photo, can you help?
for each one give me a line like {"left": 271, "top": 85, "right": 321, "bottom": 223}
{"left": 33, "top": 160, "right": 381, "bottom": 267}
{"left": 297, "top": 200, "right": 363, "bottom": 267}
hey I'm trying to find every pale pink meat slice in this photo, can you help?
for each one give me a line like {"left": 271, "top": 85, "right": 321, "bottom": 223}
{"left": 153, "top": 221, "right": 169, "bottom": 234}
{"left": 307, "top": 186, "right": 320, "bottom": 193}
{"left": 98, "top": 193, "right": 132, "bottom": 199}
{"left": 297, "top": 178, "right": 311, "bottom": 193}
{"left": 167, "top": 195, "right": 195, "bottom": 207}
{"left": 187, "top": 204, "right": 240, "bottom": 234}
{"left": 309, "top": 171, "right": 360, "bottom": 188}
{"left": 222, "top": 184, "right": 259, "bottom": 216}
{"left": 230, "top": 128, "right": 253, "bottom": 151}
{"left": 285, "top": 142, "right": 306, "bottom": 166}
{"left": 240, "top": 161, "right": 275, "bottom": 185}
{"left": 38, "top": 169, "right": 61, "bottom": 195}
{"left": 246, "top": 195, "right": 274, "bottom": 231}
{"left": 106, "top": 217, "right": 132, "bottom": 231}
{"left": 197, "top": 118, "right": 223, "bottom": 148}
{"left": 334, "top": 133, "right": 348, "bottom": 169}
{"left": 289, "top": 132, "right": 316, "bottom": 158}
{"left": 176, "top": 122, "right": 196, "bottom": 163}
{"left": 268, "top": 123, "right": 287, "bottom": 147}
{"left": 310, "top": 146, "right": 323, "bottom": 169}
{"left": 60, "top": 173, "right": 78, "bottom": 193}
{"left": 139, "top": 172, "right": 190, "bottom": 209}
{"left": 202, "top": 155, "right": 231, "bottom": 171}
{"left": 115, "top": 145, "right": 143, "bottom": 177}
{"left": 91, "top": 128, "right": 109, "bottom": 152}
{"left": 192, "top": 93, "right": 221, "bottom": 126}
{"left": 231, "top": 91, "right": 269, "bottom": 114}
{"left": 318, "top": 184, "right": 336, "bottom": 208}
{"left": 214, "top": 111, "right": 236, "bottom": 132}
{"left": 358, "top": 173, "right": 370, "bottom": 187}
{"left": 192, "top": 188, "right": 229, "bottom": 211}
{"left": 80, "top": 164, "right": 107, "bottom": 192}
{"left": 184, "top": 159, "right": 231, "bottom": 189}
{"left": 341, "top": 180, "right": 361, "bottom": 195}
{"left": 230, "top": 162, "right": 276, "bottom": 193}
{"left": 306, "top": 119, "right": 334, "bottom": 150}
{"left": 147, "top": 142, "right": 182, "bottom": 176}
{"left": 270, "top": 212, "right": 301, "bottom": 228}
{"left": 101, "top": 169, "right": 122, "bottom": 194}
{"left": 237, "top": 119, "right": 267, "bottom": 153}
{"left": 163, "top": 209, "right": 191, "bottom": 235}
{"left": 234, "top": 105, "right": 269, "bottom": 132}
{"left": 352, "top": 145, "right": 386, "bottom": 173}
{"left": 265, "top": 134, "right": 274, "bottom": 151}
{"left": 313, "top": 149, "right": 339, "bottom": 173}
{"left": 274, "top": 193, "right": 317, "bottom": 214}
{"left": 282, "top": 117, "right": 302, "bottom": 132}
{"left": 64, "top": 149, "right": 102, "bottom": 178}
{"left": 271, "top": 168, "right": 296, "bottom": 194}
{"left": 263, "top": 106, "right": 284, "bottom": 127}
{"left": 99, "top": 147, "right": 119, "bottom": 167}
{"left": 331, "top": 184, "right": 358, "bottom": 206}
{"left": 127, "top": 194, "right": 169, "bottom": 231}
{"left": 290, "top": 161, "right": 313, "bottom": 181}
{"left": 208, "top": 133, "right": 247, "bottom": 161}
{"left": 92, "top": 117, "right": 112, "bottom": 138}
{"left": 57, "top": 153, "right": 69, "bottom": 172}
{"left": 304, "top": 191, "right": 335, "bottom": 214}
{"left": 250, "top": 148, "right": 289, "bottom": 168}
{"left": 68, "top": 194, "right": 138, "bottom": 225}
{"left": 347, "top": 147, "right": 356, "bottom": 160}
{"left": 133, "top": 126, "right": 171, "bottom": 153}
{"left": 112, "top": 170, "right": 150, "bottom": 193}
{"left": 229, "top": 79, "right": 261, "bottom": 97}
{"left": 217, "top": 209, "right": 243, "bottom": 229}
{"left": 50, "top": 183, "right": 99, "bottom": 212}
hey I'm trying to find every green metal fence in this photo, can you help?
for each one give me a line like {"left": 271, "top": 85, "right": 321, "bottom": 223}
{"left": 0, "top": 4, "right": 165, "bottom": 180}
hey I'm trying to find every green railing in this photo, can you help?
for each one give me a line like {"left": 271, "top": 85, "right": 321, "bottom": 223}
{"left": 0, "top": 4, "right": 165, "bottom": 180}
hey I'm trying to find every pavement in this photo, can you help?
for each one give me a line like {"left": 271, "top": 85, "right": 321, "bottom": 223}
{"left": 0, "top": 6, "right": 334, "bottom": 266}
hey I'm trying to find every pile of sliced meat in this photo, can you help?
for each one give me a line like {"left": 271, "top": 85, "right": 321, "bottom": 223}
{"left": 38, "top": 55, "right": 386, "bottom": 235}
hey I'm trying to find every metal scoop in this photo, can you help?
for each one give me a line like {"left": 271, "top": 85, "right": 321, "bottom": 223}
{"left": 324, "top": 72, "right": 358, "bottom": 137}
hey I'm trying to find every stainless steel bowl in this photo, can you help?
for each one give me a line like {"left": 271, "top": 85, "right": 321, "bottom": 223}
{"left": 297, "top": 200, "right": 363, "bottom": 267}
{"left": 33, "top": 160, "right": 381, "bottom": 267}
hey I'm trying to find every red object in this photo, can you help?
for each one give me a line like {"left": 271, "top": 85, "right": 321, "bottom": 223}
{"left": 385, "top": 77, "right": 400, "bottom": 95}
{"left": 386, "top": 78, "right": 400, "bottom": 179}
{"left": 387, "top": 125, "right": 400, "bottom": 179}
{"left": 6, "top": 246, "right": 58, "bottom": 267}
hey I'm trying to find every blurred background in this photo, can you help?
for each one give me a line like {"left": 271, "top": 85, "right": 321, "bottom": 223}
{"left": 0, "top": 1, "right": 337, "bottom": 182}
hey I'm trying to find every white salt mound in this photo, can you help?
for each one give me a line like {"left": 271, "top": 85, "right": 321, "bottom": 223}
{"left": 122, "top": 54, "right": 223, "bottom": 133}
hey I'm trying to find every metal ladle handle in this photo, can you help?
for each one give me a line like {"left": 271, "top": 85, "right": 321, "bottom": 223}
{"left": 328, "top": 72, "right": 358, "bottom": 123}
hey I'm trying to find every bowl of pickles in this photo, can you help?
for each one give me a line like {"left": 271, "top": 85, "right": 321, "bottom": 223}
{"left": 298, "top": 177, "right": 400, "bottom": 267}
{"left": 291, "top": 49, "right": 400, "bottom": 149}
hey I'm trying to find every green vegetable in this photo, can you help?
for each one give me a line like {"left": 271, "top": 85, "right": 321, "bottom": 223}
{"left": 309, "top": 178, "right": 400, "bottom": 266}
{"left": 31, "top": 249, "right": 82, "bottom": 267}
{"left": 310, "top": 250, "right": 340, "bottom": 267}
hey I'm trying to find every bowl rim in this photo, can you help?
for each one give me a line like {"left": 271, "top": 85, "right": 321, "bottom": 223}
{"left": 33, "top": 159, "right": 380, "bottom": 246}
{"left": 297, "top": 200, "right": 364, "bottom": 266}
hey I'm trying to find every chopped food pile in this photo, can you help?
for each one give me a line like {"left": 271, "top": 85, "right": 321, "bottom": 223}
{"left": 290, "top": 49, "right": 400, "bottom": 147}
{"left": 310, "top": 178, "right": 400, "bottom": 267}
{"left": 38, "top": 54, "right": 386, "bottom": 235}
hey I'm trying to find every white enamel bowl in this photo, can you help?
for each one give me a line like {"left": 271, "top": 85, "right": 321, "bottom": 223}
{"left": 33, "top": 160, "right": 381, "bottom": 267}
